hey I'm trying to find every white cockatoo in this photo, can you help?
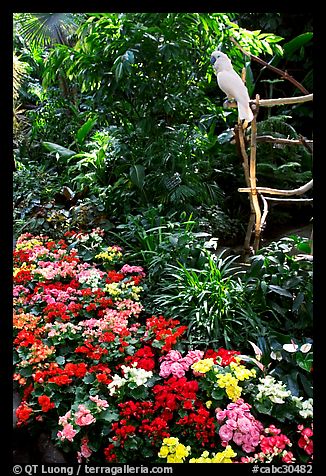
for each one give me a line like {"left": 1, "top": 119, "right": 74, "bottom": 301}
{"left": 210, "top": 50, "right": 254, "bottom": 123}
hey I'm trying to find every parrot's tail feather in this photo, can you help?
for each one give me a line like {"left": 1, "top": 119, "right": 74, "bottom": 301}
{"left": 237, "top": 102, "right": 254, "bottom": 123}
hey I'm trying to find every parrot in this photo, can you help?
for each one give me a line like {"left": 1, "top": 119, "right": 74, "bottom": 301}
{"left": 210, "top": 50, "right": 254, "bottom": 124}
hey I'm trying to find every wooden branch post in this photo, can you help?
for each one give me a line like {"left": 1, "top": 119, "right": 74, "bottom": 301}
{"left": 250, "top": 95, "right": 262, "bottom": 252}
{"left": 233, "top": 93, "right": 313, "bottom": 255}
{"left": 234, "top": 123, "right": 255, "bottom": 255}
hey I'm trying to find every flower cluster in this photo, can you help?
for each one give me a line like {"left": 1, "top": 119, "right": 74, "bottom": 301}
{"left": 189, "top": 446, "right": 237, "bottom": 463}
{"left": 108, "top": 363, "right": 153, "bottom": 396}
{"left": 241, "top": 425, "right": 295, "bottom": 463}
{"left": 191, "top": 356, "right": 256, "bottom": 403}
{"left": 292, "top": 397, "right": 313, "bottom": 419}
{"left": 159, "top": 349, "right": 204, "bottom": 378}
{"left": 158, "top": 437, "right": 190, "bottom": 463}
{"left": 256, "top": 375, "right": 291, "bottom": 404}
{"left": 216, "top": 399, "right": 263, "bottom": 453}
{"left": 13, "top": 233, "right": 313, "bottom": 464}
{"left": 297, "top": 424, "right": 313, "bottom": 459}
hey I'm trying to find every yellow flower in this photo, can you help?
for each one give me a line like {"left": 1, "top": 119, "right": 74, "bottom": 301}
{"left": 191, "top": 358, "right": 214, "bottom": 374}
{"left": 163, "top": 437, "right": 178, "bottom": 446}
{"left": 158, "top": 438, "right": 190, "bottom": 463}
{"left": 158, "top": 446, "right": 169, "bottom": 458}
{"left": 216, "top": 372, "right": 238, "bottom": 388}
{"left": 216, "top": 372, "right": 242, "bottom": 402}
{"left": 205, "top": 400, "right": 212, "bottom": 409}
{"left": 16, "top": 239, "right": 43, "bottom": 250}
{"left": 189, "top": 446, "right": 237, "bottom": 463}
{"left": 225, "top": 384, "right": 242, "bottom": 402}
{"left": 230, "top": 361, "right": 256, "bottom": 381}
{"left": 175, "top": 444, "right": 190, "bottom": 460}
{"left": 104, "top": 282, "right": 122, "bottom": 297}
{"left": 167, "top": 455, "right": 178, "bottom": 463}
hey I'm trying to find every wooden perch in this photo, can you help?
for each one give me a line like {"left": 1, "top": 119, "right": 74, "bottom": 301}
{"left": 238, "top": 179, "right": 313, "bottom": 196}
{"left": 226, "top": 41, "right": 313, "bottom": 255}
{"left": 256, "top": 135, "right": 313, "bottom": 147}
{"left": 263, "top": 197, "right": 313, "bottom": 203}
{"left": 225, "top": 94, "right": 313, "bottom": 111}
{"left": 253, "top": 94, "right": 313, "bottom": 107}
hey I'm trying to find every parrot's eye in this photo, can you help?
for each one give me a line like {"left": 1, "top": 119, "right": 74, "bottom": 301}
{"left": 210, "top": 56, "right": 216, "bottom": 65}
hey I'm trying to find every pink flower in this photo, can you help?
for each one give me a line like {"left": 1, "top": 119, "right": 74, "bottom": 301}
{"left": 120, "top": 264, "right": 145, "bottom": 276}
{"left": 170, "top": 362, "right": 186, "bottom": 378}
{"left": 301, "top": 428, "right": 313, "bottom": 438}
{"left": 242, "top": 444, "right": 256, "bottom": 453}
{"left": 282, "top": 451, "right": 295, "bottom": 463}
{"left": 248, "top": 430, "right": 260, "bottom": 447}
{"left": 166, "top": 350, "right": 182, "bottom": 362}
{"left": 233, "top": 431, "right": 244, "bottom": 445}
{"left": 58, "top": 411, "right": 72, "bottom": 426}
{"left": 226, "top": 409, "right": 239, "bottom": 421}
{"left": 216, "top": 409, "right": 227, "bottom": 423}
{"left": 219, "top": 424, "right": 234, "bottom": 442}
{"left": 77, "top": 437, "right": 93, "bottom": 463}
{"left": 186, "top": 350, "right": 204, "bottom": 364}
{"left": 226, "top": 419, "right": 238, "bottom": 430}
{"left": 75, "top": 405, "right": 96, "bottom": 426}
{"left": 237, "top": 416, "right": 252, "bottom": 433}
{"left": 159, "top": 361, "right": 172, "bottom": 378}
{"left": 57, "top": 423, "right": 77, "bottom": 442}
{"left": 76, "top": 413, "right": 96, "bottom": 426}
{"left": 89, "top": 395, "right": 109, "bottom": 409}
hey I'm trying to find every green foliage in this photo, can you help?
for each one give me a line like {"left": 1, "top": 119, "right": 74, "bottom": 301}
{"left": 13, "top": 12, "right": 312, "bottom": 258}
{"left": 13, "top": 160, "right": 65, "bottom": 237}
{"left": 243, "top": 237, "right": 313, "bottom": 338}
{"left": 254, "top": 116, "right": 313, "bottom": 221}
{"left": 150, "top": 250, "right": 251, "bottom": 349}
{"left": 148, "top": 235, "right": 312, "bottom": 353}
{"left": 245, "top": 333, "right": 313, "bottom": 402}
{"left": 110, "top": 208, "right": 209, "bottom": 287}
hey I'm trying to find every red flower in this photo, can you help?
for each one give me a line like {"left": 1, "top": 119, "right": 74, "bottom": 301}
{"left": 65, "top": 362, "right": 88, "bottom": 378}
{"left": 124, "top": 346, "right": 156, "bottom": 371}
{"left": 153, "top": 376, "right": 198, "bottom": 418}
{"left": 48, "top": 375, "right": 72, "bottom": 386}
{"left": 16, "top": 402, "right": 33, "bottom": 426}
{"left": 209, "top": 347, "right": 241, "bottom": 366}
{"left": 106, "top": 271, "right": 124, "bottom": 283}
{"left": 38, "top": 395, "right": 55, "bottom": 412}
{"left": 14, "top": 329, "right": 36, "bottom": 347}
{"left": 176, "top": 405, "right": 217, "bottom": 447}
{"left": 298, "top": 425, "right": 313, "bottom": 457}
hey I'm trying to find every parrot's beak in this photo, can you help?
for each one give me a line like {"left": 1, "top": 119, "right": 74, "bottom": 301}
{"left": 210, "top": 56, "right": 216, "bottom": 65}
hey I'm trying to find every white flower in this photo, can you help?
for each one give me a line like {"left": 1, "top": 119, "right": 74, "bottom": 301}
{"left": 256, "top": 375, "right": 291, "bottom": 404}
{"left": 107, "top": 375, "right": 126, "bottom": 396}
{"left": 292, "top": 396, "right": 313, "bottom": 418}
{"left": 121, "top": 363, "right": 152, "bottom": 386}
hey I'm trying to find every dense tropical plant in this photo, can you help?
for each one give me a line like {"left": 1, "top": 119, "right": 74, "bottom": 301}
{"left": 149, "top": 236, "right": 312, "bottom": 353}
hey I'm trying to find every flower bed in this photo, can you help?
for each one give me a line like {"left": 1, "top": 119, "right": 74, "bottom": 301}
{"left": 13, "top": 231, "right": 313, "bottom": 463}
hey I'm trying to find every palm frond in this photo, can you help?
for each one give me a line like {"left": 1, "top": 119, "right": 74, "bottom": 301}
{"left": 15, "top": 13, "right": 79, "bottom": 48}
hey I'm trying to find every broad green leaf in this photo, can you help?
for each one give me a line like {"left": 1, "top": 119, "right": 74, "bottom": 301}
{"left": 268, "top": 285, "right": 293, "bottom": 298}
{"left": 100, "top": 409, "right": 119, "bottom": 422}
{"left": 42, "top": 142, "right": 76, "bottom": 159}
{"left": 292, "top": 292, "right": 305, "bottom": 312}
{"left": 130, "top": 164, "right": 145, "bottom": 190}
{"left": 296, "top": 352, "right": 313, "bottom": 373}
{"left": 284, "top": 32, "right": 313, "bottom": 58}
{"left": 76, "top": 116, "right": 98, "bottom": 146}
